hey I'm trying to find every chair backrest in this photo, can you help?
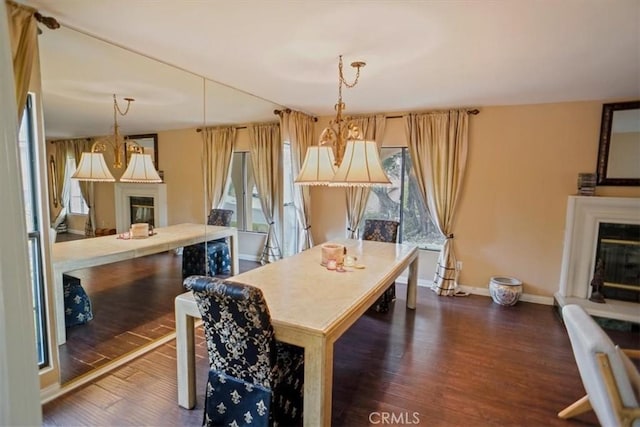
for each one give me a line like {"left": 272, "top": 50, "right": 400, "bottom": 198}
{"left": 562, "top": 304, "right": 639, "bottom": 427}
{"left": 362, "top": 219, "right": 400, "bottom": 243}
{"left": 184, "top": 275, "right": 276, "bottom": 389}
{"left": 207, "top": 209, "right": 233, "bottom": 227}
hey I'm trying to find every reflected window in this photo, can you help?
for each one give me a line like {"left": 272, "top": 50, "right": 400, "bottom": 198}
{"left": 18, "top": 94, "right": 48, "bottom": 368}
{"left": 362, "top": 147, "right": 444, "bottom": 250}
{"left": 223, "top": 152, "right": 268, "bottom": 233}
{"left": 66, "top": 157, "right": 88, "bottom": 215}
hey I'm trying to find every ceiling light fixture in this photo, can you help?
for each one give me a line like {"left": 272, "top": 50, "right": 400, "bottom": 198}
{"left": 72, "top": 94, "right": 162, "bottom": 183}
{"left": 295, "top": 55, "right": 390, "bottom": 186}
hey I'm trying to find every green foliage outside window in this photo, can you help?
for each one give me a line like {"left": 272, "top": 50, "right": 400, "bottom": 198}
{"left": 362, "top": 148, "right": 444, "bottom": 250}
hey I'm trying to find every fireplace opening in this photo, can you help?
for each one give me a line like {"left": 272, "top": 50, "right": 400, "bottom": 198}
{"left": 130, "top": 196, "right": 154, "bottom": 227}
{"left": 596, "top": 222, "right": 640, "bottom": 303}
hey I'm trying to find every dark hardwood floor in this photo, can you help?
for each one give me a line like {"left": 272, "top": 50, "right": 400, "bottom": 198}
{"left": 44, "top": 261, "right": 640, "bottom": 426}
{"left": 57, "top": 236, "right": 256, "bottom": 384}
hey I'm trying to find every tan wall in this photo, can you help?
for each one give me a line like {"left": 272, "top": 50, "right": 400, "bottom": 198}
{"left": 47, "top": 99, "right": 640, "bottom": 298}
{"left": 310, "top": 101, "right": 640, "bottom": 297}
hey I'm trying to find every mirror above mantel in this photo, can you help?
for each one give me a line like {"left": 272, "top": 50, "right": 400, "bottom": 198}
{"left": 596, "top": 100, "right": 640, "bottom": 186}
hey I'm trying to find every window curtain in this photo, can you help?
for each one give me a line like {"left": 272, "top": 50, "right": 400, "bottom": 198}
{"left": 248, "top": 123, "right": 282, "bottom": 264}
{"left": 202, "top": 126, "right": 236, "bottom": 210}
{"left": 345, "top": 114, "right": 386, "bottom": 239}
{"left": 50, "top": 139, "right": 75, "bottom": 227}
{"left": 6, "top": 0, "right": 38, "bottom": 123}
{"left": 71, "top": 139, "right": 96, "bottom": 237}
{"left": 404, "top": 110, "right": 469, "bottom": 296}
{"left": 279, "top": 110, "right": 314, "bottom": 251}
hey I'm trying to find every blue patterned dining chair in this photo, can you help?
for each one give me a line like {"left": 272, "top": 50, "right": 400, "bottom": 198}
{"left": 362, "top": 219, "right": 400, "bottom": 313}
{"left": 184, "top": 275, "right": 304, "bottom": 427}
{"left": 182, "top": 209, "right": 234, "bottom": 278}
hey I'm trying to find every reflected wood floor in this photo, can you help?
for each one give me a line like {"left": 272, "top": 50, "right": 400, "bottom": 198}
{"left": 58, "top": 243, "right": 255, "bottom": 384}
{"left": 44, "top": 271, "right": 640, "bottom": 426}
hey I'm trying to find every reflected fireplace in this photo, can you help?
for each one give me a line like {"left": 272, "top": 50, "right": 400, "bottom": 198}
{"left": 596, "top": 223, "right": 640, "bottom": 302}
{"left": 114, "top": 183, "right": 167, "bottom": 233}
{"left": 130, "top": 196, "right": 155, "bottom": 227}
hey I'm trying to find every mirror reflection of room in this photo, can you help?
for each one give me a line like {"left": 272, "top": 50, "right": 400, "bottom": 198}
{"left": 607, "top": 108, "right": 640, "bottom": 179}
{"left": 41, "top": 25, "right": 279, "bottom": 385}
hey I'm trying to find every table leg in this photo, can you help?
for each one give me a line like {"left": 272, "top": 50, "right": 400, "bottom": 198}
{"left": 176, "top": 306, "right": 196, "bottom": 409}
{"left": 407, "top": 255, "right": 418, "bottom": 309}
{"left": 303, "top": 338, "right": 333, "bottom": 427}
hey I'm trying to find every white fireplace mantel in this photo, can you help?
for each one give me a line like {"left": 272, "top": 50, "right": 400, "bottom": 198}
{"left": 114, "top": 183, "right": 168, "bottom": 233}
{"left": 555, "top": 196, "right": 640, "bottom": 323}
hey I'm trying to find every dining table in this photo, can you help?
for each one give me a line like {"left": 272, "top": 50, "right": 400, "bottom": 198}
{"left": 51, "top": 223, "right": 238, "bottom": 345}
{"left": 175, "top": 238, "right": 419, "bottom": 426}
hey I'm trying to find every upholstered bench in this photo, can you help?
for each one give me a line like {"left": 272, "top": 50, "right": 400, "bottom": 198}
{"left": 63, "top": 274, "right": 93, "bottom": 327}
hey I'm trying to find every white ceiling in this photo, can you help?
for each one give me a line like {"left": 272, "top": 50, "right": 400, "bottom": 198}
{"left": 20, "top": 0, "right": 640, "bottom": 138}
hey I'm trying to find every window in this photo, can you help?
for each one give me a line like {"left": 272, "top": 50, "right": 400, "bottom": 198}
{"left": 282, "top": 142, "right": 298, "bottom": 256}
{"left": 223, "top": 152, "right": 268, "bottom": 233}
{"left": 66, "top": 157, "right": 88, "bottom": 215}
{"left": 362, "top": 147, "right": 445, "bottom": 250}
{"left": 223, "top": 148, "right": 298, "bottom": 256}
{"left": 18, "top": 95, "right": 48, "bottom": 368}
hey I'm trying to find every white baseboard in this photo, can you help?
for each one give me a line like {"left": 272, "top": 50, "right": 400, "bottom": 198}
{"left": 239, "top": 253, "right": 261, "bottom": 262}
{"left": 39, "top": 382, "right": 61, "bottom": 403}
{"left": 395, "top": 276, "right": 554, "bottom": 306}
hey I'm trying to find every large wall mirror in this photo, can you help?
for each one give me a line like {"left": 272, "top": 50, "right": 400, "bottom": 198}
{"left": 40, "top": 25, "right": 280, "bottom": 386}
{"left": 596, "top": 100, "right": 640, "bottom": 186}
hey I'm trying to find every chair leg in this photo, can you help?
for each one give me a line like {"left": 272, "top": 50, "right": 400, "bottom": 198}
{"left": 558, "top": 394, "right": 591, "bottom": 419}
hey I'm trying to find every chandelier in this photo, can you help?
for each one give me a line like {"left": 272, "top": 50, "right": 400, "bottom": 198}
{"left": 295, "top": 55, "right": 391, "bottom": 186}
{"left": 72, "top": 94, "right": 162, "bottom": 183}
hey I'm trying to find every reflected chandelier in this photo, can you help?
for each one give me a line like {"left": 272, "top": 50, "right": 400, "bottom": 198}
{"left": 72, "top": 94, "right": 162, "bottom": 183}
{"left": 295, "top": 55, "right": 390, "bottom": 186}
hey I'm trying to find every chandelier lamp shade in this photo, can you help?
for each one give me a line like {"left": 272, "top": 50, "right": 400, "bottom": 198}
{"left": 71, "top": 94, "right": 162, "bottom": 183}
{"left": 294, "top": 55, "right": 391, "bottom": 186}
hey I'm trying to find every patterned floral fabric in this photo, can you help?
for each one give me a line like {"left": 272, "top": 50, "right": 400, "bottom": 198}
{"left": 62, "top": 274, "right": 93, "bottom": 327}
{"left": 182, "top": 241, "right": 231, "bottom": 278}
{"left": 204, "top": 370, "right": 272, "bottom": 427}
{"left": 362, "top": 219, "right": 400, "bottom": 243}
{"left": 182, "top": 209, "right": 234, "bottom": 277}
{"left": 208, "top": 209, "right": 234, "bottom": 227}
{"left": 184, "top": 276, "right": 304, "bottom": 426}
{"left": 362, "top": 219, "right": 400, "bottom": 313}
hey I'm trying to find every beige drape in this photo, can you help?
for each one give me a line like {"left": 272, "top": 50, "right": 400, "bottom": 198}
{"left": 7, "top": 0, "right": 38, "bottom": 122}
{"left": 202, "top": 127, "right": 236, "bottom": 210}
{"left": 71, "top": 139, "right": 96, "bottom": 237}
{"left": 404, "top": 110, "right": 469, "bottom": 296}
{"left": 279, "top": 110, "right": 315, "bottom": 251}
{"left": 345, "top": 114, "right": 386, "bottom": 238}
{"left": 50, "top": 139, "right": 75, "bottom": 226}
{"left": 248, "top": 123, "right": 282, "bottom": 264}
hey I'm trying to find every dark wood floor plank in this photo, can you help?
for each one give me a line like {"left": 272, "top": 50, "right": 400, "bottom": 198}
{"left": 44, "top": 255, "right": 639, "bottom": 427}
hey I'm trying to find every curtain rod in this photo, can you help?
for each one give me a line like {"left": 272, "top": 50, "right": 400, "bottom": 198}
{"left": 196, "top": 126, "right": 247, "bottom": 133}
{"left": 273, "top": 108, "right": 318, "bottom": 121}
{"left": 272, "top": 108, "right": 480, "bottom": 122}
{"left": 387, "top": 109, "right": 480, "bottom": 118}
{"left": 34, "top": 11, "right": 60, "bottom": 30}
